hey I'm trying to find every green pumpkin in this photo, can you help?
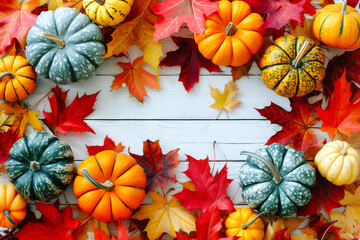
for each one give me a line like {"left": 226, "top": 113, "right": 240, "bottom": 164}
{"left": 5, "top": 132, "right": 76, "bottom": 202}
{"left": 25, "top": 7, "right": 105, "bottom": 84}
{"left": 239, "top": 143, "right": 316, "bottom": 216}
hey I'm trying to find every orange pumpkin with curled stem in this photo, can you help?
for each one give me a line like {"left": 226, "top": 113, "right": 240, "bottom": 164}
{"left": 73, "top": 150, "right": 146, "bottom": 222}
{"left": 0, "top": 184, "right": 27, "bottom": 229}
{"left": 0, "top": 55, "right": 36, "bottom": 102}
{"left": 194, "top": 0, "right": 265, "bottom": 67}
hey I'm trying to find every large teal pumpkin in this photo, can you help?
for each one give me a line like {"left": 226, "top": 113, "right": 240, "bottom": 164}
{"left": 239, "top": 143, "right": 316, "bottom": 216}
{"left": 5, "top": 132, "right": 76, "bottom": 202}
{"left": 25, "top": 7, "right": 105, "bottom": 84}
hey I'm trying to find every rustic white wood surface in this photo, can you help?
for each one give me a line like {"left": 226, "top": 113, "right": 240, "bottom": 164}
{"left": 0, "top": 33, "right": 345, "bottom": 207}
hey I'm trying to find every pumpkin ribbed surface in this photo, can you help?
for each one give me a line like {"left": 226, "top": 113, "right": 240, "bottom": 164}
{"left": 239, "top": 143, "right": 316, "bottom": 216}
{"left": 225, "top": 208, "right": 264, "bottom": 240}
{"left": 315, "top": 141, "right": 360, "bottom": 186}
{"left": 260, "top": 35, "right": 325, "bottom": 98}
{"left": 0, "top": 184, "right": 27, "bottom": 228}
{"left": 83, "top": 0, "right": 134, "bottom": 26}
{"left": 313, "top": 3, "right": 360, "bottom": 49}
{"left": 25, "top": 7, "right": 105, "bottom": 84}
{"left": 5, "top": 132, "right": 76, "bottom": 202}
{"left": 0, "top": 56, "right": 36, "bottom": 102}
{"left": 194, "top": 0, "right": 264, "bottom": 67}
{"left": 73, "top": 150, "right": 146, "bottom": 222}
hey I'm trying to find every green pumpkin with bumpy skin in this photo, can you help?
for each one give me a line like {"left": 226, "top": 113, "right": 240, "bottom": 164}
{"left": 25, "top": 7, "right": 105, "bottom": 84}
{"left": 239, "top": 143, "right": 316, "bottom": 216}
{"left": 5, "top": 132, "right": 76, "bottom": 202}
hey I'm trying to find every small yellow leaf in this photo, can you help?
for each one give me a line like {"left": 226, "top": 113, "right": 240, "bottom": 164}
{"left": 132, "top": 191, "right": 196, "bottom": 240}
{"left": 210, "top": 80, "right": 240, "bottom": 118}
{"left": 0, "top": 110, "right": 15, "bottom": 132}
{"left": 264, "top": 218, "right": 285, "bottom": 240}
{"left": 331, "top": 207, "right": 360, "bottom": 239}
{"left": 38, "top": 0, "right": 64, "bottom": 10}
{"left": 181, "top": 181, "right": 196, "bottom": 191}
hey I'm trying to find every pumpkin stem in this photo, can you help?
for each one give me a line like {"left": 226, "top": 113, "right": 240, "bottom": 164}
{"left": 4, "top": 210, "right": 17, "bottom": 227}
{"left": 225, "top": 22, "right": 237, "bottom": 36}
{"left": 241, "top": 212, "right": 264, "bottom": 230}
{"left": 240, "top": 151, "right": 282, "bottom": 184}
{"left": 81, "top": 168, "right": 115, "bottom": 191}
{"left": 30, "top": 161, "right": 41, "bottom": 172}
{"left": 40, "top": 32, "right": 65, "bottom": 49}
{"left": 95, "top": 0, "right": 105, "bottom": 4}
{"left": 0, "top": 72, "right": 15, "bottom": 80}
{"left": 293, "top": 41, "right": 312, "bottom": 68}
{"left": 342, "top": 0, "right": 348, "bottom": 14}
{"left": 340, "top": 149, "right": 347, "bottom": 156}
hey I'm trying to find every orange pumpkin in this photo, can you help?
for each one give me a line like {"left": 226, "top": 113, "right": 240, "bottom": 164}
{"left": 0, "top": 55, "right": 37, "bottom": 102}
{"left": 194, "top": 0, "right": 265, "bottom": 67}
{"left": 0, "top": 184, "right": 27, "bottom": 229}
{"left": 73, "top": 150, "right": 146, "bottom": 222}
{"left": 225, "top": 208, "right": 265, "bottom": 240}
{"left": 313, "top": 0, "right": 360, "bottom": 49}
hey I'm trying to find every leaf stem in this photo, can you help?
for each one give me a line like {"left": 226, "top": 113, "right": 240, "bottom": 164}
{"left": 0, "top": 226, "right": 17, "bottom": 240}
{"left": 29, "top": 88, "right": 54, "bottom": 111}
{"left": 211, "top": 141, "right": 216, "bottom": 175}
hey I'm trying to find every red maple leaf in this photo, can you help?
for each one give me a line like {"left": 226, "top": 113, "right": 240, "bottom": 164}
{"left": 43, "top": 86, "right": 99, "bottom": 135}
{"left": 323, "top": 48, "right": 360, "bottom": 100}
{"left": 174, "top": 155, "right": 234, "bottom": 212}
{"left": 0, "top": 0, "right": 40, "bottom": 53}
{"left": 152, "top": 0, "right": 219, "bottom": 41}
{"left": 308, "top": 215, "right": 342, "bottom": 240}
{"left": 0, "top": 120, "right": 23, "bottom": 164}
{"left": 86, "top": 135, "right": 125, "bottom": 156}
{"left": 15, "top": 202, "right": 81, "bottom": 240}
{"left": 256, "top": 97, "right": 320, "bottom": 154}
{"left": 317, "top": 72, "right": 360, "bottom": 138}
{"left": 259, "top": 0, "right": 311, "bottom": 30}
{"left": 160, "top": 37, "right": 222, "bottom": 92}
{"left": 297, "top": 170, "right": 345, "bottom": 216}
{"left": 91, "top": 221, "right": 129, "bottom": 240}
{"left": 129, "top": 140, "right": 179, "bottom": 190}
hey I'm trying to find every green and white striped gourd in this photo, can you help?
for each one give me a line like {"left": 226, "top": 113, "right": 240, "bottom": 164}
{"left": 239, "top": 143, "right": 316, "bottom": 216}
{"left": 25, "top": 7, "right": 105, "bottom": 84}
{"left": 5, "top": 132, "right": 76, "bottom": 202}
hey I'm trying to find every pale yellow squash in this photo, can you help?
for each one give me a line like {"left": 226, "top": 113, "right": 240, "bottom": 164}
{"left": 315, "top": 141, "right": 360, "bottom": 186}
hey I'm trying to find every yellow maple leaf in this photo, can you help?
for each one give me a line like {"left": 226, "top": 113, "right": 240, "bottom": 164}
{"left": 340, "top": 188, "right": 360, "bottom": 222}
{"left": 210, "top": 80, "right": 240, "bottom": 119}
{"left": 0, "top": 103, "right": 42, "bottom": 136}
{"left": 104, "top": 0, "right": 163, "bottom": 76}
{"left": 0, "top": 110, "right": 16, "bottom": 132}
{"left": 331, "top": 207, "right": 360, "bottom": 239}
{"left": 132, "top": 191, "right": 196, "bottom": 240}
{"left": 38, "top": 0, "right": 63, "bottom": 10}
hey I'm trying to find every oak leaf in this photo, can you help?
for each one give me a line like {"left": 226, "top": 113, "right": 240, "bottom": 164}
{"left": 129, "top": 139, "right": 179, "bottom": 190}
{"left": 0, "top": 0, "right": 40, "bottom": 53}
{"left": 104, "top": 0, "right": 163, "bottom": 76}
{"left": 132, "top": 191, "right": 196, "bottom": 240}
{"left": 316, "top": 72, "right": 360, "bottom": 138}
{"left": 256, "top": 97, "right": 320, "bottom": 153}
{"left": 112, "top": 56, "right": 160, "bottom": 102}
{"left": 43, "top": 86, "right": 99, "bottom": 135}
{"left": 174, "top": 155, "right": 234, "bottom": 212}
{"left": 160, "top": 36, "right": 222, "bottom": 92}
{"left": 86, "top": 135, "right": 125, "bottom": 156}
{"left": 14, "top": 202, "right": 81, "bottom": 240}
{"left": 152, "top": 0, "right": 219, "bottom": 41}
{"left": 210, "top": 80, "right": 240, "bottom": 119}
{"left": 297, "top": 170, "right": 345, "bottom": 216}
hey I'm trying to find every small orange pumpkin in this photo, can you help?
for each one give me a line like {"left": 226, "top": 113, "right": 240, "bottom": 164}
{"left": 0, "top": 55, "right": 37, "bottom": 102}
{"left": 225, "top": 208, "right": 265, "bottom": 240}
{"left": 73, "top": 150, "right": 146, "bottom": 222}
{"left": 194, "top": 0, "right": 265, "bottom": 67}
{"left": 0, "top": 184, "right": 27, "bottom": 229}
{"left": 313, "top": 0, "right": 360, "bottom": 49}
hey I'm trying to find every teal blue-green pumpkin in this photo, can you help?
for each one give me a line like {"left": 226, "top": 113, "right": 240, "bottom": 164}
{"left": 239, "top": 143, "right": 316, "bottom": 216}
{"left": 25, "top": 7, "right": 105, "bottom": 84}
{"left": 5, "top": 132, "right": 76, "bottom": 202}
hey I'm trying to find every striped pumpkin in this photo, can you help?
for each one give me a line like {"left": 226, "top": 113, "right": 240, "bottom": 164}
{"left": 313, "top": 0, "right": 360, "bottom": 49}
{"left": 260, "top": 36, "right": 325, "bottom": 98}
{"left": 0, "top": 56, "right": 36, "bottom": 102}
{"left": 83, "top": 0, "right": 134, "bottom": 26}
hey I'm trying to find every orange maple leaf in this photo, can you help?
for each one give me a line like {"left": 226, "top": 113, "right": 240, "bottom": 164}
{"left": 112, "top": 56, "right": 160, "bottom": 102}
{"left": 0, "top": 0, "right": 40, "bottom": 53}
{"left": 317, "top": 72, "right": 360, "bottom": 138}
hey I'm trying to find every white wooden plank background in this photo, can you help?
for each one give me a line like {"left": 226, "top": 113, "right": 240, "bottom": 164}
{"left": 0, "top": 28, "right": 345, "bottom": 209}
